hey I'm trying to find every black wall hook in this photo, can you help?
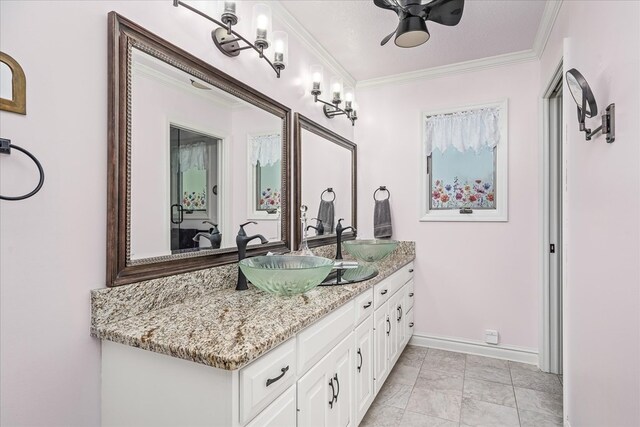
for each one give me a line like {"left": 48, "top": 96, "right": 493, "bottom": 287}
{"left": 321, "top": 188, "right": 336, "bottom": 202}
{"left": 0, "top": 138, "right": 45, "bottom": 201}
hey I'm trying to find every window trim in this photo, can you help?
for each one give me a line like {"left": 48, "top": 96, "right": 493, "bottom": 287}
{"left": 419, "top": 99, "right": 509, "bottom": 222}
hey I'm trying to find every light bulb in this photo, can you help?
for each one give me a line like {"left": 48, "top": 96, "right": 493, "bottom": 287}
{"left": 313, "top": 72, "right": 322, "bottom": 83}
{"left": 274, "top": 40, "right": 284, "bottom": 54}
{"left": 257, "top": 14, "right": 268, "bottom": 30}
{"left": 332, "top": 83, "right": 341, "bottom": 93}
{"left": 345, "top": 93, "right": 353, "bottom": 103}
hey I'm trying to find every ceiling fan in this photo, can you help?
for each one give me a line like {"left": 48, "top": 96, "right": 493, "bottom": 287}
{"left": 374, "top": 0, "right": 465, "bottom": 48}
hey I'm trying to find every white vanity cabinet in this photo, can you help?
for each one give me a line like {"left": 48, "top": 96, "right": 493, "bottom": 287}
{"left": 100, "top": 261, "right": 415, "bottom": 427}
{"left": 297, "top": 332, "right": 354, "bottom": 427}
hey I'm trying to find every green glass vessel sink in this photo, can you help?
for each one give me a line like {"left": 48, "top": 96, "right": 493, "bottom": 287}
{"left": 239, "top": 255, "right": 334, "bottom": 296}
{"left": 342, "top": 239, "right": 399, "bottom": 263}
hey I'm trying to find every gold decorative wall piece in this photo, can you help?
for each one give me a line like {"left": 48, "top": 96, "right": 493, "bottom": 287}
{"left": 0, "top": 52, "right": 26, "bottom": 115}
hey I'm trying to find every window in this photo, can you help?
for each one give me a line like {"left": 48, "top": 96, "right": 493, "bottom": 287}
{"left": 420, "top": 100, "right": 508, "bottom": 221}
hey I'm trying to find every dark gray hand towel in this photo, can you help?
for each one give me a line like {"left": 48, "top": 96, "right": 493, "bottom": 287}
{"left": 317, "top": 200, "right": 335, "bottom": 233}
{"left": 374, "top": 199, "right": 392, "bottom": 239}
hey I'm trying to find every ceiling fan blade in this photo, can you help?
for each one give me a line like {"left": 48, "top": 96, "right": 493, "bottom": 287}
{"left": 380, "top": 29, "right": 396, "bottom": 46}
{"left": 424, "top": 0, "right": 464, "bottom": 26}
{"left": 373, "top": 0, "right": 396, "bottom": 11}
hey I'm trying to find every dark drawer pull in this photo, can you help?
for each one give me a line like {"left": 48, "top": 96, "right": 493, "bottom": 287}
{"left": 409, "top": 322, "right": 414, "bottom": 328}
{"left": 328, "top": 377, "right": 335, "bottom": 408}
{"left": 357, "top": 349, "right": 363, "bottom": 373}
{"left": 380, "top": 289, "right": 388, "bottom": 295}
{"left": 265, "top": 365, "right": 289, "bottom": 387}
{"left": 334, "top": 373, "right": 340, "bottom": 401}
{"left": 363, "top": 301, "right": 372, "bottom": 309}
{"left": 386, "top": 317, "right": 391, "bottom": 335}
{"left": 408, "top": 269, "right": 414, "bottom": 273}
{"left": 409, "top": 292, "right": 414, "bottom": 297}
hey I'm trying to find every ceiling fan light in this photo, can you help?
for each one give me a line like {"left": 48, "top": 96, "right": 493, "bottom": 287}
{"left": 394, "top": 16, "right": 430, "bottom": 48}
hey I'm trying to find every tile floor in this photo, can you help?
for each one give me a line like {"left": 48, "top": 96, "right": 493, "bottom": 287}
{"left": 361, "top": 346, "right": 563, "bottom": 427}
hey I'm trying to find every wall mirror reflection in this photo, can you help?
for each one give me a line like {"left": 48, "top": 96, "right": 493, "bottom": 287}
{"left": 294, "top": 113, "right": 357, "bottom": 248}
{"left": 108, "top": 13, "right": 290, "bottom": 286}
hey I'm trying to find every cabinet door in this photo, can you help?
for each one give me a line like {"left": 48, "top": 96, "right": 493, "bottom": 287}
{"left": 246, "top": 385, "right": 296, "bottom": 427}
{"left": 330, "top": 333, "right": 354, "bottom": 427}
{"left": 297, "top": 351, "right": 333, "bottom": 427}
{"left": 355, "top": 317, "right": 374, "bottom": 426}
{"left": 387, "top": 291, "right": 402, "bottom": 364}
{"left": 373, "top": 301, "right": 389, "bottom": 394}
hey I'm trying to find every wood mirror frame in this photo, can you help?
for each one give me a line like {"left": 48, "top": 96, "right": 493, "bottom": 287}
{"left": 107, "top": 12, "right": 291, "bottom": 287}
{"left": 0, "top": 52, "right": 26, "bottom": 115}
{"left": 293, "top": 113, "right": 357, "bottom": 249}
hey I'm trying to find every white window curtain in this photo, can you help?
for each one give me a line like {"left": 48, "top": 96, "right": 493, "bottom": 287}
{"left": 178, "top": 141, "right": 209, "bottom": 171}
{"left": 249, "top": 133, "right": 281, "bottom": 166}
{"left": 424, "top": 107, "right": 501, "bottom": 155}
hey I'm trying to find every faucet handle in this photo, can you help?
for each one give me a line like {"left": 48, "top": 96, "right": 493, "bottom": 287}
{"left": 238, "top": 221, "right": 258, "bottom": 236}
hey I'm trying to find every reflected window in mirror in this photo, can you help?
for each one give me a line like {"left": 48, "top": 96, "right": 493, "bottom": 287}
{"left": 248, "top": 132, "right": 282, "bottom": 219}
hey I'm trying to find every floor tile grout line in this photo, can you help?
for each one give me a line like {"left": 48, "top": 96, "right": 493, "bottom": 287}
{"left": 510, "top": 361, "right": 523, "bottom": 426}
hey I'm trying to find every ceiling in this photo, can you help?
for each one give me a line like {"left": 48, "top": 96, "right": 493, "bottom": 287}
{"left": 280, "top": 0, "right": 547, "bottom": 82}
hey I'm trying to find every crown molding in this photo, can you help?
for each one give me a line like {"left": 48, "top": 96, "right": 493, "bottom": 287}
{"left": 357, "top": 49, "right": 538, "bottom": 89}
{"left": 271, "top": 0, "right": 356, "bottom": 87}
{"left": 533, "top": 0, "right": 563, "bottom": 57}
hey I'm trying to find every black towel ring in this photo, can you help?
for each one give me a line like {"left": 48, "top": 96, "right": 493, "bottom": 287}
{"left": 0, "top": 140, "right": 45, "bottom": 201}
{"left": 321, "top": 187, "right": 336, "bottom": 202}
{"left": 373, "top": 186, "right": 390, "bottom": 201}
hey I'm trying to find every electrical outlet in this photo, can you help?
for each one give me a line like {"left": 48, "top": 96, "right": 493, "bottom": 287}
{"left": 485, "top": 329, "right": 499, "bottom": 345}
{"left": 0, "top": 138, "right": 11, "bottom": 154}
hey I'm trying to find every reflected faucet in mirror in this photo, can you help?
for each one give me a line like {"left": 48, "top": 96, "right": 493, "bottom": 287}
{"left": 306, "top": 218, "right": 325, "bottom": 236}
{"left": 192, "top": 221, "right": 222, "bottom": 249}
{"left": 335, "top": 218, "right": 356, "bottom": 260}
{"left": 236, "top": 221, "right": 269, "bottom": 290}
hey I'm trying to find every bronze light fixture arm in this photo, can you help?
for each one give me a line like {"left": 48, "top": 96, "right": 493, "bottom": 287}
{"left": 173, "top": 0, "right": 284, "bottom": 78}
{"left": 313, "top": 95, "right": 357, "bottom": 126}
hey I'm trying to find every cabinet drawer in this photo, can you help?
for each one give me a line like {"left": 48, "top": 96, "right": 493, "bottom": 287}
{"left": 405, "top": 280, "right": 415, "bottom": 312}
{"left": 355, "top": 289, "right": 374, "bottom": 326}
{"left": 297, "top": 300, "right": 355, "bottom": 375}
{"left": 246, "top": 385, "right": 296, "bottom": 427}
{"left": 240, "top": 338, "right": 296, "bottom": 425}
{"left": 374, "top": 262, "right": 414, "bottom": 308}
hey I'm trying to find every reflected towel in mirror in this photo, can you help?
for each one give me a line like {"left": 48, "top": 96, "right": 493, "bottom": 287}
{"left": 317, "top": 200, "right": 334, "bottom": 233}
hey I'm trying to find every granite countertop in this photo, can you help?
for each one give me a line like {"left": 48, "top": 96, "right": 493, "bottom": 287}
{"left": 92, "top": 243, "right": 415, "bottom": 370}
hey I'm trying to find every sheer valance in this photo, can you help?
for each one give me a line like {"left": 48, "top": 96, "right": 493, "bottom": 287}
{"left": 178, "top": 141, "right": 209, "bottom": 171}
{"left": 424, "top": 107, "right": 501, "bottom": 155}
{"left": 249, "top": 133, "right": 281, "bottom": 166}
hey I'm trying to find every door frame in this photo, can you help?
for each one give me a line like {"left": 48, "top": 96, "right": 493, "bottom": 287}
{"left": 539, "top": 58, "right": 566, "bottom": 373}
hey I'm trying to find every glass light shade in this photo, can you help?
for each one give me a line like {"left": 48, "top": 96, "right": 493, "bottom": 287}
{"left": 344, "top": 86, "right": 354, "bottom": 110}
{"left": 215, "top": 1, "right": 237, "bottom": 25}
{"left": 272, "top": 31, "right": 288, "bottom": 68}
{"left": 310, "top": 64, "right": 324, "bottom": 94}
{"left": 252, "top": 3, "right": 272, "bottom": 48}
{"left": 330, "top": 76, "right": 343, "bottom": 103}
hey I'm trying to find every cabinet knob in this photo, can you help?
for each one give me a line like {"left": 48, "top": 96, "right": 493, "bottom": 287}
{"left": 380, "top": 289, "right": 388, "bottom": 295}
{"left": 409, "top": 322, "right": 414, "bottom": 328}
{"left": 363, "top": 301, "right": 372, "bottom": 309}
{"left": 409, "top": 292, "right": 414, "bottom": 297}
{"left": 408, "top": 268, "right": 414, "bottom": 273}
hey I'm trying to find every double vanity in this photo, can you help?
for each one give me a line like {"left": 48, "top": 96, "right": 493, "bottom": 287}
{"left": 94, "top": 12, "right": 415, "bottom": 427}
{"left": 92, "top": 243, "right": 415, "bottom": 426}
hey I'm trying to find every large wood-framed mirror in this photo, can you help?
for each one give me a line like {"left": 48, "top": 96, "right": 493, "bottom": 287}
{"left": 294, "top": 113, "right": 357, "bottom": 248}
{"left": 108, "top": 13, "right": 291, "bottom": 287}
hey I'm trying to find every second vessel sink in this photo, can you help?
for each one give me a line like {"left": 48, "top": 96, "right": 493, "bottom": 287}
{"left": 239, "top": 255, "right": 334, "bottom": 296}
{"left": 342, "top": 239, "right": 399, "bottom": 263}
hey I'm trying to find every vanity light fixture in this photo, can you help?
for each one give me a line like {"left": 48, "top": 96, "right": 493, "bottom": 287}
{"left": 173, "top": 0, "right": 288, "bottom": 78}
{"left": 309, "top": 65, "right": 358, "bottom": 126}
{"left": 565, "top": 68, "right": 615, "bottom": 143}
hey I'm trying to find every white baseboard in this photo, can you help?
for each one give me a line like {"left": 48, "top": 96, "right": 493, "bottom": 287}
{"left": 410, "top": 333, "right": 539, "bottom": 365}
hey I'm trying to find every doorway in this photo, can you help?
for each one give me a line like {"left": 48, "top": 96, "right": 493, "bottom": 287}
{"left": 541, "top": 61, "right": 564, "bottom": 374}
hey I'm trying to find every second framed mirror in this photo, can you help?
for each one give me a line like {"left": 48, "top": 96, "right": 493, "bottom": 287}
{"left": 294, "top": 113, "right": 357, "bottom": 248}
